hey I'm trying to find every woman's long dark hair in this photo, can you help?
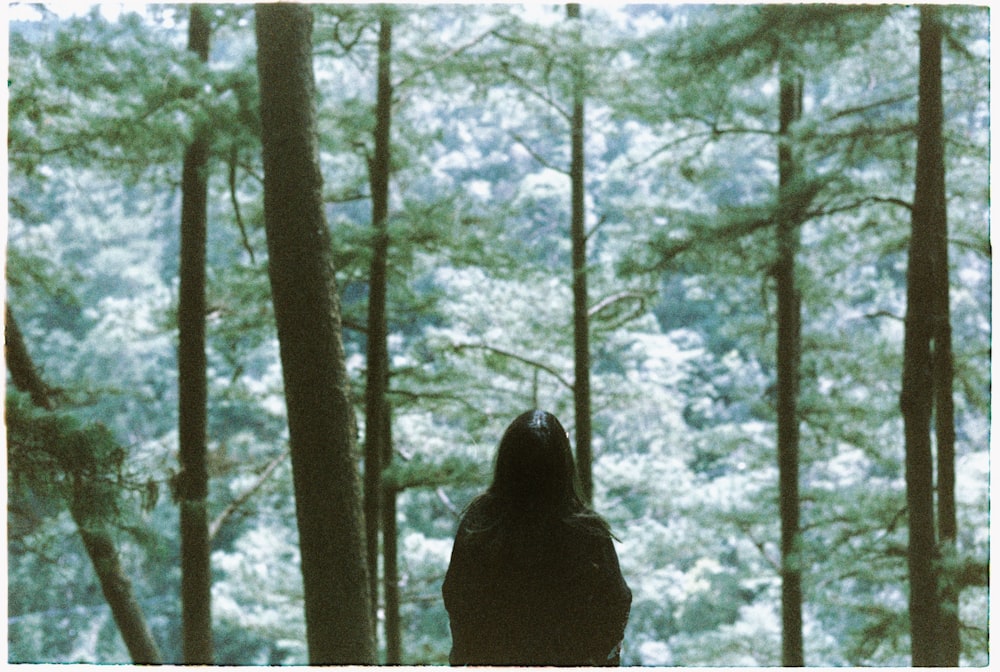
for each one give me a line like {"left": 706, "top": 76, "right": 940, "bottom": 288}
{"left": 463, "top": 410, "right": 610, "bottom": 537}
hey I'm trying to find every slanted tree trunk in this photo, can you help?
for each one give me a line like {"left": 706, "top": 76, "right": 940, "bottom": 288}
{"left": 5, "top": 306, "right": 163, "bottom": 664}
{"left": 775, "top": 60, "right": 804, "bottom": 668}
{"left": 566, "top": 2, "right": 592, "bottom": 505}
{"left": 5, "top": 305, "right": 54, "bottom": 410}
{"left": 255, "top": 4, "right": 376, "bottom": 663}
{"left": 177, "top": 3, "right": 213, "bottom": 664}
{"left": 363, "top": 11, "right": 393, "bottom": 644}
{"left": 901, "top": 5, "right": 947, "bottom": 666}
{"left": 75, "top": 522, "right": 164, "bottom": 663}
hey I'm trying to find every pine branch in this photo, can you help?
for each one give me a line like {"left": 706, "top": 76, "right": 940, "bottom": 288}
{"left": 5, "top": 303, "right": 163, "bottom": 663}
{"left": 393, "top": 28, "right": 495, "bottom": 91}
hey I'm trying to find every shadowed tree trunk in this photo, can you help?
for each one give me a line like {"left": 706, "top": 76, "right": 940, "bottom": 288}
{"left": 901, "top": 5, "right": 947, "bottom": 666}
{"left": 776, "top": 60, "right": 804, "bottom": 668}
{"left": 924, "top": 9, "right": 958, "bottom": 664}
{"left": 5, "top": 305, "right": 54, "bottom": 410}
{"left": 363, "top": 10, "right": 393, "bottom": 643}
{"left": 5, "top": 306, "right": 163, "bottom": 664}
{"left": 177, "top": 3, "right": 213, "bottom": 663}
{"left": 256, "top": 4, "right": 376, "bottom": 663}
{"left": 566, "top": 2, "right": 592, "bottom": 505}
{"left": 382, "top": 411, "right": 402, "bottom": 663}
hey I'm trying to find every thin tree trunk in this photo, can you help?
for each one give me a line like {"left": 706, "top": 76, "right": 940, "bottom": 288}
{"left": 382, "top": 412, "right": 402, "bottom": 664}
{"left": 363, "top": 12, "right": 394, "bottom": 637}
{"left": 256, "top": 4, "right": 376, "bottom": 663}
{"left": 566, "top": 2, "right": 592, "bottom": 505}
{"left": 776, "top": 61, "right": 804, "bottom": 668}
{"left": 75, "top": 522, "right": 164, "bottom": 663}
{"left": 177, "top": 3, "right": 213, "bottom": 664}
{"left": 901, "top": 5, "right": 945, "bottom": 666}
{"left": 5, "top": 306, "right": 163, "bottom": 664}
{"left": 923, "top": 5, "right": 958, "bottom": 665}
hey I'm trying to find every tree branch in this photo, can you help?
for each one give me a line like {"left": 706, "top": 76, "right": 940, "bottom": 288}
{"left": 228, "top": 147, "right": 256, "bottom": 264}
{"left": 452, "top": 342, "right": 574, "bottom": 392}
{"left": 509, "top": 131, "right": 568, "bottom": 174}
{"left": 394, "top": 29, "right": 495, "bottom": 91}
{"left": 588, "top": 290, "right": 648, "bottom": 320}
{"left": 208, "top": 450, "right": 288, "bottom": 543}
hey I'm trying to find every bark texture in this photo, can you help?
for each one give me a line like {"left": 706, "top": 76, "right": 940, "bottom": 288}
{"left": 256, "top": 4, "right": 376, "bottom": 663}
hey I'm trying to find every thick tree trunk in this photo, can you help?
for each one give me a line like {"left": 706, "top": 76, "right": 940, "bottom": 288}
{"left": 566, "top": 2, "right": 592, "bottom": 505}
{"left": 363, "top": 12, "right": 394, "bottom": 638}
{"left": 256, "top": 5, "right": 376, "bottom": 663}
{"left": 5, "top": 306, "right": 163, "bottom": 664}
{"left": 177, "top": 3, "right": 213, "bottom": 664}
{"left": 901, "top": 5, "right": 946, "bottom": 666}
{"left": 776, "top": 62, "right": 804, "bottom": 668}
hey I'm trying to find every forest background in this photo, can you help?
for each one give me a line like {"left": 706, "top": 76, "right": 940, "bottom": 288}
{"left": 4, "top": 1, "right": 991, "bottom": 666}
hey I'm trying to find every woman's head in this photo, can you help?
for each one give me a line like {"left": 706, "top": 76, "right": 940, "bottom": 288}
{"left": 489, "top": 410, "right": 583, "bottom": 511}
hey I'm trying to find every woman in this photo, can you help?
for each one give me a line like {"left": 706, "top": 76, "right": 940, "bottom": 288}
{"left": 442, "top": 410, "right": 631, "bottom": 666}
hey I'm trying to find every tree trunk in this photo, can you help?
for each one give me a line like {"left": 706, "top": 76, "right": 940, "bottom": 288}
{"left": 923, "top": 6, "right": 958, "bottom": 662}
{"left": 363, "top": 11, "right": 394, "bottom": 641}
{"left": 255, "top": 5, "right": 376, "bottom": 663}
{"left": 776, "top": 61, "right": 804, "bottom": 668}
{"left": 76, "top": 521, "right": 164, "bottom": 663}
{"left": 382, "top": 413, "right": 402, "bottom": 664}
{"left": 901, "top": 5, "right": 946, "bottom": 666}
{"left": 5, "top": 306, "right": 163, "bottom": 664}
{"left": 566, "top": 2, "right": 592, "bottom": 505}
{"left": 177, "top": 3, "right": 213, "bottom": 664}
{"left": 5, "top": 305, "right": 54, "bottom": 410}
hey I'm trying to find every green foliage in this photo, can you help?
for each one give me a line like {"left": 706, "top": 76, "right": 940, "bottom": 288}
{"left": 7, "top": 390, "right": 128, "bottom": 526}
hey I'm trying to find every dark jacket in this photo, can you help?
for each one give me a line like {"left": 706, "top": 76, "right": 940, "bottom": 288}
{"left": 442, "top": 500, "right": 631, "bottom": 666}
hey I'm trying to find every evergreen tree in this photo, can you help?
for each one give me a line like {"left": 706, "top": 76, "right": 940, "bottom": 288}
{"left": 6, "top": 307, "right": 163, "bottom": 664}
{"left": 255, "top": 4, "right": 375, "bottom": 663}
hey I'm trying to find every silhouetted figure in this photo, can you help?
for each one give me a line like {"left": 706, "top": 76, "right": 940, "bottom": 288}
{"left": 443, "top": 410, "right": 631, "bottom": 666}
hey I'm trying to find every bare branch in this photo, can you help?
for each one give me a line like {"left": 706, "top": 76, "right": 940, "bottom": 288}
{"left": 452, "top": 342, "right": 574, "bottom": 392}
{"left": 208, "top": 450, "right": 288, "bottom": 543}
{"left": 509, "top": 131, "right": 568, "bottom": 174}
{"left": 228, "top": 147, "right": 256, "bottom": 264}
{"left": 588, "top": 290, "right": 649, "bottom": 324}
